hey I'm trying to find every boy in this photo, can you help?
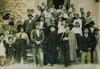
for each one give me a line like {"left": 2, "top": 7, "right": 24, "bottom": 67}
{"left": 80, "top": 28, "right": 91, "bottom": 64}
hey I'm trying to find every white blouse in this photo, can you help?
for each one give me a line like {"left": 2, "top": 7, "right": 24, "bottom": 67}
{"left": 16, "top": 32, "right": 29, "bottom": 44}
{"left": 58, "top": 25, "right": 66, "bottom": 34}
{"left": 73, "top": 19, "right": 82, "bottom": 28}
{"left": 72, "top": 27, "right": 82, "bottom": 36}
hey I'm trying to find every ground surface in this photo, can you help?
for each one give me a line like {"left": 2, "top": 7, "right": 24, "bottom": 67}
{"left": 0, "top": 63, "right": 100, "bottom": 69}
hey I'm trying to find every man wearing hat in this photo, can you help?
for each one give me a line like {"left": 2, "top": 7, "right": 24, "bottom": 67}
{"left": 23, "top": 14, "right": 35, "bottom": 39}
{"left": 31, "top": 22, "right": 44, "bottom": 66}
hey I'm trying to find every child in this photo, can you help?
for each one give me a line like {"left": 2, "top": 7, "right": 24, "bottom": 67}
{"left": 6, "top": 36, "right": 15, "bottom": 62}
{"left": 80, "top": 28, "right": 91, "bottom": 64}
{"left": 0, "top": 33, "right": 6, "bottom": 65}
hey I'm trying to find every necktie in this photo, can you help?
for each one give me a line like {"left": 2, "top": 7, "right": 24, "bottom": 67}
{"left": 19, "top": 33, "right": 22, "bottom": 38}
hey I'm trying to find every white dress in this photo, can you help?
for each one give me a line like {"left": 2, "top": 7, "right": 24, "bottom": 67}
{"left": 0, "top": 42, "right": 6, "bottom": 57}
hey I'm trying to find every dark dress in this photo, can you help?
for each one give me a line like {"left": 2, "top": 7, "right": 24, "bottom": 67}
{"left": 75, "top": 34, "right": 82, "bottom": 58}
{"left": 44, "top": 31, "right": 59, "bottom": 65}
{"left": 62, "top": 33, "right": 70, "bottom": 66}
{"left": 5, "top": 43, "right": 16, "bottom": 59}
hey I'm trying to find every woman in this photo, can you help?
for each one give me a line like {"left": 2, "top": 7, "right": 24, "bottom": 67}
{"left": 72, "top": 22, "right": 82, "bottom": 58}
{"left": 0, "top": 33, "right": 6, "bottom": 65}
{"left": 15, "top": 26, "right": 29, "bottom": 63}
{"left": 61, "top": 26, "right": 78, "bottom": 66}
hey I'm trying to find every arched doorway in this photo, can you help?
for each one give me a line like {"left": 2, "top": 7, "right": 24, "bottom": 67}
{"left": 47, "top": 0, "right": 70, "bottom": 10}
{"left": 53, "top": 0, "right": 64, "bottom": 9}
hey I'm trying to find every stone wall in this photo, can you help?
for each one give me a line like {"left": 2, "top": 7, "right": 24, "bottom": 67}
{"left": 1, "top": 0, "right": 47, "bottom": 22}
{"left": 0, "top": 0, "right": 99, "bottom": 27}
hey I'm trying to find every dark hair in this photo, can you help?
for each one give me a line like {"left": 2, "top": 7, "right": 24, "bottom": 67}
{"left": 19, "top": 26, "right": 25, "bottom": 32}
{"left": 65, "top": 26, "right": 71, "bottom": 30}
{"left": 75, "top": 22, "right": 80, "bottom": 27}
{"left": 80, "top": 7, "right": 84, "bottom": 11}
{"left": 94, "top": 28, "right": 99, "bottom": 33}
{"left": 17, "top": 20, "right": 22, "bottom": 24}
{"left": 10, "top": 17, "right": 14, "bottom": 20}
{"left": 89, "top": 21, "right": 95, "bottom": 25}
{"left": 37, "top": 5, "right": 42, "bottom": 10}
{"left": 40, "top": 16, "right": 45, "bottom": 21}
{"left": 87, "top": 11, "right": 91, "bottom": 14}
{"left": 83, "top": 28, "right": 89, "bottom": 32}
{"left": 0, "top": 33, "right": 5, "bottom": 37}
{"left": 50, "top": 19, "right": 56, "bottom": 22}
{"left": 76, "top": 13, "right": 79, "bottom": 17}
{"left": 8, "top": 37, "right": 13, "bottom": 40}
{"left": 81, "top": 12, "right": 85, "bottom": 15}
{"left": 68, "top": 12, "right": 72, "bottom": 16}
{"left": 35, "top": 22, "right": 40, "bottom": 26}
{"left": 28, "top": 14, "right": 33, "bottom": 17}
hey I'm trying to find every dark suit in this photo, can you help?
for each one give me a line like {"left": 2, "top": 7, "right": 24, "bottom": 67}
{"left": 23, "top": 19, "right": 35, "bottom": 39}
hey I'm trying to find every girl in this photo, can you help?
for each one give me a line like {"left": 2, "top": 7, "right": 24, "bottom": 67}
{"left": 0, "top": 33, "right": 6, "bottom": 65}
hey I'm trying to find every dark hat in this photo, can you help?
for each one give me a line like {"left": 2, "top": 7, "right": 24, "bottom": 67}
{"left": 89, "top": 21, "right": 95, "bottom": 25}
{"left": 35, "top": 22, "right": 40, "bottom": 26}
{"left": 28, "top": 14, "right": 33, "bottom": 17}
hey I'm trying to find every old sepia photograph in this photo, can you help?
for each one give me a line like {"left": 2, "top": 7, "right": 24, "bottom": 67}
{"left": 0, "top": 0, "right": 100, "bottom": 69}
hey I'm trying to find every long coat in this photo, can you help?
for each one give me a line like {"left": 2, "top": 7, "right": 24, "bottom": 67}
{"left": 46, "top": 31, "right": 59, "bottom": 64}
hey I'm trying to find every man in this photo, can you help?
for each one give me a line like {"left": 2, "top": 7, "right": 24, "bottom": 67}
{"left": 8, "top": 17, "right": 16, "bottom": 35}
{"left": 85, "top": 11, "right": 92, "bottom": 25}
{"left": 61, "top": 26, "right": 78, "bottom": 66}
{"left": 31, "top": 22, "right": 44, "bottom": 66}
{"left": 23, "top": 14, "right": 35, "bottom": 39}
{"left": 80, "top": 28, "right": 91, "bottom": 64}
{"left": 41, "top": 2, "right": 46, "bottom": 11}
{"left": 68, "top": 4, "right": 76, "bottom": 13}
{"left": 44, "top": 26, "right": 59, "bottom": 65}
{"left": 39, "top": 16, "right": 47, "bottom": 30}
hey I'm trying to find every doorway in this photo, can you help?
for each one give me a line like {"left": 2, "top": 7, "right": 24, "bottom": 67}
{"left": 53, "top": 0, "right": 64, "bottom": 9}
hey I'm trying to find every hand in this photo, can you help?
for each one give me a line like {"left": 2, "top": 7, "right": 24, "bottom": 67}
{"left": 88, "top": 48, "right": 91, "bottom": 51}
{"left": 57, "top": 47, "right": 59, "bottom": 50}
{"left": 80, "top": 50, "right": 82, "bottom": 54}
{"left": 36, "top": 41, "right": 41, "bottom": 45}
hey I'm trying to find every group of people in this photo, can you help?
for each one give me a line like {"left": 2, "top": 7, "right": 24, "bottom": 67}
{"left": 0, "top": 2, "right": 99, "bottom": 67}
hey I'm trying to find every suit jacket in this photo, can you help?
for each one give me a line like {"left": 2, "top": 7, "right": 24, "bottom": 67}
{"left": 23, "top": 19, "right": 35, "bottom": 33}
{"left": 80, "top": 36, "right": 91, "bottom": 52}
{"left": 31, "top": 29, "right": 44, "bottom": 45}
